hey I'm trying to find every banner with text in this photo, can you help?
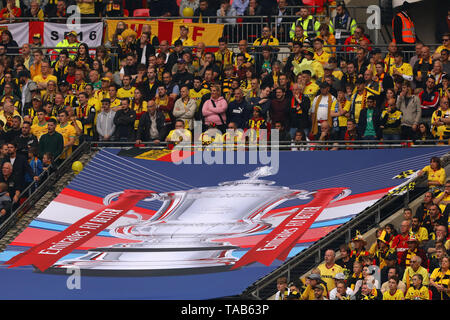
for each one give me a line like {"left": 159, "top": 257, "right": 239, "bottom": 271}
{"left": 105, "top": 19, "right": 224, "bottom": 46}
{"left": 0, "top": 22, "right": 103, "bottom": 48}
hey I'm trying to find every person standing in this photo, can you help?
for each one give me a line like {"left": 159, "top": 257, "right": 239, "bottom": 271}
{"left": 202, "top": 85, "right": 228, "bottom": 133}
{"left": 113, "top": 98, "right": 136, "bottom": 142}
{"left": 96, "top": 98, "right": 116, "bottom": 142}
{"left": 37, "top": 118, "right": 64, "bottom": 161}
{"left": 392, "top": 1, "right": 416, "bottom": 51}
{"left": 380, "top": 98, "right": 403, "bottom": 141}
{"left": 397, "top": 81, "right": 421, "bottom": 140}
{"left": 173, "top": 85, "right": 196, "bottom": 131}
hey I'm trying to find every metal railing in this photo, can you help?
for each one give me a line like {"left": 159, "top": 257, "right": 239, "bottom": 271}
{"left": 0, "top": 144, "right": 87, "bottom": 239}
{"left": 241, "top": 150, "right": 450, "bottom": 299}
{"left": 87, "top": 139, "right": 450, "bottom": 151}
{"left": 241, "top": 170, "right": 431, "bottom": 299}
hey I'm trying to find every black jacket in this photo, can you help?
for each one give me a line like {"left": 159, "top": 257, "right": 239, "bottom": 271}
{"left": 113, "top": 108, "right": 136, "bottom": 140}
{"left": 134, "top": 43, "right": 156, "bottom": 66}
{"left": 5, "top": 153, "right": 35, "bottom": 188}
{"left": 358, "top": 107, "right": 382, "bottom": 139}
{"left": 141, "top": 79, "right": 162, "bottom": 101}
{"left": 136, "top": 110, "right": 166, "bottom": 141}
{"left": 14, "top": 134, "right": 39, "bottom": 158}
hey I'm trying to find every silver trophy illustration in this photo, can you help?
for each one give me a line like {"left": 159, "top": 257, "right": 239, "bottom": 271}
{"left": 49, "top": 167, "right": 350, "bottom": 276}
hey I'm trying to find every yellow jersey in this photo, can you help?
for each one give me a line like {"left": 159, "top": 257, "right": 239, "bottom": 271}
{"left": 117, "top": 86, "right": 136, "bottom": 100}
{"left": 303, "top": 81, "right": 320, "bottom": 102}
{"left": 405, "top": 286, "right": 430, "bottom": 300}
{"left": 421, "top": 165, "right": 446, "bottom": 186}
{"left": 392, "top": 62, "right": 413, "bottom": 78}
{"left": 317, "top": 263, "right": 344, "bottom": 291}
{"left": 382, "top": 289, "right": 404, "bottom": 300}
{"left": 313, "top": 51, "right": 331, "bottom": 66}
{"left": 31, "top": 122, "right": 48, "bottom": 141}
{"left": 56, "top": 122, "right": 77, "bottom": 158}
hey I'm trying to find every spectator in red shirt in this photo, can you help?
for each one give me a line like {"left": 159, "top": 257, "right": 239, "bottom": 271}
{"left": 391, "top": 220, "right": 412, "bottom": 264}
{"left": 0, "top": 0, "right": 22, "bottom": 24}
{"left": 344, "top": 26, "right": 371, "bottom": 53}
{"left": 399, "top": 235, "right": 428, "bottom": 270}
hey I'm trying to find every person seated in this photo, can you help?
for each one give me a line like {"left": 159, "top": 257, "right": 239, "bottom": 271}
{"left": 0, "top": 0, "right": 22, "bottom": 24}
{"left": 165, "top": 119, "right": 192, "bottom": 145}
{"left": 417, "top": 156, "right": 446, "bottom": 189}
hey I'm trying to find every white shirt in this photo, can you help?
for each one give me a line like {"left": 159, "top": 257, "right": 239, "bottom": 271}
{"left": 312, "top": 95, "right": 337, "bottom": 121}
{"left": 329, "top": 287, "right": 354, "bottom": 300}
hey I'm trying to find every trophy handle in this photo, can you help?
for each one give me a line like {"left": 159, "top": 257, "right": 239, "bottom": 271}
{"left": 103, "top": 191, "right": 160, "bottom": 205}
{"left": 288, "top": 188, "right": 351, "bottom": 203}
{"left": 103, "top": 191, "right": 161, "bottom": 223}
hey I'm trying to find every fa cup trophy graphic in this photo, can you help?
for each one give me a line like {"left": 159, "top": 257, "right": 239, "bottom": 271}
{"left": 5, "top": 167, "right": 350, "bottom": 276}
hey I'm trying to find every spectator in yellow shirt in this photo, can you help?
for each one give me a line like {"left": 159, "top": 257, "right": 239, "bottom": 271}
{"left": 392, "top": 52, "right": 413, "bottom": 82}
{"left": 434, "top": 180, "right": 450, "bottom": 212}
{"left": 117, "top": 75, "right": 136, "bottom": 99}
{"left": 405, "top": 274, "right": 430, "bottom": 300}
{"left": 29, "top": 49, "right": 44, "bottom": 79}
{"left": 30, "top": 110, "right": 48, "bottom": 141}
{"left": 172, "top": 25, "right": 194, "bottom": 47}
{"left": 417, "top": 156, "right": 446, "bottom": 188}
{"left": 432, "top": 33, "right": 450, "bottom": 60}
{"left": 317, "top": 249, "right": 344, "bottom": 292}
{"left": 313, "top": 38, "right": 331, "bottom": 66}
{"left": 56, "top": 109, "right": 76, "bottom": 158}
{"left": 382, "top": 276, "right": 405, "bottom": 300}
{"left": 33, "top": 61, "right": 57, "bottom": 94}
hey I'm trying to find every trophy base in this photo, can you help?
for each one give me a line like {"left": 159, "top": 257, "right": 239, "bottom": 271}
{"left": 41, "top": 245, "right": 241, "bottom": 277}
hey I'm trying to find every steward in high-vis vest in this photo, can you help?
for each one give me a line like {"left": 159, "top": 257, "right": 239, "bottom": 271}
{"left": 329, "top": 2, "right": 357, "bottom": 45}
{"left": 289, "top": 7, "right": 320, "bottom": 40}
{"left": 54, "top": 31, "right": 80, "bottom": 60}
{"left": 392, "top": 2, "right": 416, "bottom": 51}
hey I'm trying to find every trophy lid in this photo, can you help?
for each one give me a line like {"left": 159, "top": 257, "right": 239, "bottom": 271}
{"left": 219, "top": 166, "right": 278, "bottom": 186}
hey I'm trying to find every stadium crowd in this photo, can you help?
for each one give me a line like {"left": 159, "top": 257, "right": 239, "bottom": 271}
{"left": 0, "top": 2, "right": 447, "bottom": 230}
{"left": 274, "top": 156, "right": 449, "bottom": 300}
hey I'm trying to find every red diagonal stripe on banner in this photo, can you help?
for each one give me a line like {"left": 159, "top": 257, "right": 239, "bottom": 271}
{"left": 158, "top": 20, "right": 174, "bottom": 45}
{"left": 28, "top": 21, "right": 44, "bottom": 44}
{"left": 231, "top": 188, "right": 346, "bottom": 269}
{"left": 4, "top": 190, "right": 154, "bottom": 272}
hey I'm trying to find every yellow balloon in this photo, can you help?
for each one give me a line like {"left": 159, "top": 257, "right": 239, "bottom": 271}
{"left": 182, "top": 7, "right": 194, "bottom": 17}
{"left": 72, "top": 161, "right": 84, "bottom": 174}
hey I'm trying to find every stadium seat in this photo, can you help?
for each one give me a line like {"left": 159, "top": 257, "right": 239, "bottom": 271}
{"left": 133, "top": 8, "right": 150, "bottom": 17}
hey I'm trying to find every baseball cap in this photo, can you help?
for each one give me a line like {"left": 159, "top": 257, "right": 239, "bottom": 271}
{"left": 33, "top": 33, "right": 41, "bottom": 39}
{"left": 68, "top": 31, "right": 77, "bottom": 37}
{"left": 307, "top": 273, "right": 321, "bottom": 281}
{"left": 313, "top": 284, "right": 325, "bottom": 291}
{"left": 59, "top": 80, "right": 69, "bottom": 86}
{"left": 334, "top": 273, "right": 346, "bottom": 280}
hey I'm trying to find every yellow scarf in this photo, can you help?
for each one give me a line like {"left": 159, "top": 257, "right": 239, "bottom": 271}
{"left": 312, "top": 94, "right": 333, "bottom": 135}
